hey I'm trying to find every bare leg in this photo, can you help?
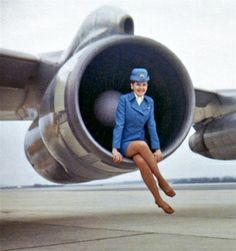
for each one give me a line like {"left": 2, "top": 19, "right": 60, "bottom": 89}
{"left": 127, "top": 141, "right": 175, "bottom": 197}
{"left": 133, "top": 154, "right": 174, "bottom": 214}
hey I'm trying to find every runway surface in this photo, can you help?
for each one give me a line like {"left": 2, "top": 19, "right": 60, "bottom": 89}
{"left": 1, "top": 183, "right": 236, "bottom": 250}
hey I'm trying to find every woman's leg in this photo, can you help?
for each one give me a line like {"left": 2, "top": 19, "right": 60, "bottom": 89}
{"left": 133, "top": 154, "right": 174, "bottom": 214}
{"left": 127, "top": 141, "right": 175, "bottom": 197}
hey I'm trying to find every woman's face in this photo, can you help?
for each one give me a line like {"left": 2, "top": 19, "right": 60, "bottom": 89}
{"left": 131, "top": 82, "right": 148, "bottom": 97}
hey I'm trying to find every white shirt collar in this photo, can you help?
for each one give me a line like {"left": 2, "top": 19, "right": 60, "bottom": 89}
{"left": 134, "top": 92, "right": 144, "bottom": 105}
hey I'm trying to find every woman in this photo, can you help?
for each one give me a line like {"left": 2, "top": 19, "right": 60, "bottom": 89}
{"left": 112, "top": 68, "right": 175, "bottom": 214}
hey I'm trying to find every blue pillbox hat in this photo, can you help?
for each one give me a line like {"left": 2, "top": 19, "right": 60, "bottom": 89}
{"left": 130, "top": 68, "right": 150, "bottom": 82}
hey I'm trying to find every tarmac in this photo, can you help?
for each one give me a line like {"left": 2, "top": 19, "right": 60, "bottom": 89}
{"left": 1, "top": 183, "right": 236, "bottom": 251}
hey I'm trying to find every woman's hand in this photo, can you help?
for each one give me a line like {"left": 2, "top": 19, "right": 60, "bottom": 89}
{"left": 112, "top": 148, "right": 124, "bottom": 163}
{"left": 153, "top": 149, "right": 163, "bottom": 163}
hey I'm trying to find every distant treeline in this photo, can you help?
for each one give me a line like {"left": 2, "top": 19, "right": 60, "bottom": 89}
{"left": 170, "top": 176, "right": 236, "bottom": 184}
{"left": 1, "top": 176, "right": 236, "bottom": 189}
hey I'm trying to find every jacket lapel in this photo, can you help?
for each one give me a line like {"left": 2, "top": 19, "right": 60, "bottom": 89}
{"left": 128, "top": 92, "right": 150, "bottom": 116}
{"left": 131, "top": 101, "right": 144, "bottom": 115}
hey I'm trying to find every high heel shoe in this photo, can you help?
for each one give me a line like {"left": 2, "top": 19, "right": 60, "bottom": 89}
{"left": 163, "top": 188, "right": 176, "bottom": 197}
{"left": 159, "top": 182, "right": 176, "bottom": 197}
{"left": 155, "top": 200, "right": 175, "bottom": 214}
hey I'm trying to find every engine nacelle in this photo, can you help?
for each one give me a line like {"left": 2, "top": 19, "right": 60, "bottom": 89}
{"left": 25, "top": 34, "right": 195, "bottom": 183}
{"left": 189, "top": 112, "right": 236, "bottom": 160}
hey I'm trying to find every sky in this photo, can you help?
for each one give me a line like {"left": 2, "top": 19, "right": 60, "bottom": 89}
{"left": 0, "top": 0, "right": 236, "bottom": 187}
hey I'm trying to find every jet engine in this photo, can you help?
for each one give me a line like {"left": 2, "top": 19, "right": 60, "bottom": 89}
{"left": 189, "top": 112, "right": 236, "bottom": 160}
{"left": 24, "top": 8, "right": 195, "bottom": 183}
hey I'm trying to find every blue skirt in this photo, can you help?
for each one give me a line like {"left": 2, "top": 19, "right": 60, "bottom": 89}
{"left": 120, "top": 139, "right": 148, "bottom": 157}
{"left": 120, "top": 141, "right": 132, "bottom": 158}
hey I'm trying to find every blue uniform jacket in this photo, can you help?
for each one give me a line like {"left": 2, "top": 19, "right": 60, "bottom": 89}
{"left": 112, "top": 92, "right": 160, "bottom": 153}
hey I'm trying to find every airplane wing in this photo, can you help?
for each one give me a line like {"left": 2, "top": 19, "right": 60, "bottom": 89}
{"left": 194, "top": 88, "right": 236, "bottom": 122}
{"left": 0, "top": 49, "right": 39, "bottom": 88}
{"left": 0, "top": 49, "right": 39, "bottom": 119}
{"left": 0, "top": 48, "right": 62, "bottom": 119}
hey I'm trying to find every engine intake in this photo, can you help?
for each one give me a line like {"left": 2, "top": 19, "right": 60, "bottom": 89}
{"left": 25, "top": 35, "right": 195, "bottom": 183}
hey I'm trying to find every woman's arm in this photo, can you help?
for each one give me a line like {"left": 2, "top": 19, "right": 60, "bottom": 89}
{"left": 112, "top": 96, "right": 125, "bottom": 162}
{"left": 146, "top": 99, "right": 164, "bottom": 162}
{"left": 147, "top": 99, "right": 160, "bottom": 151}
{"left": 153, "top": 149, "right": 163, "bottom": 162}
{"left": 112, "top": 148, "right": 123, "bottom": 163}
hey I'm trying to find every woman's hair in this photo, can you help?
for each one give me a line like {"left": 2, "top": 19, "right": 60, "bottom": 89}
{"left": 130, "top": 81, "right": 148, "bottom": 84}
